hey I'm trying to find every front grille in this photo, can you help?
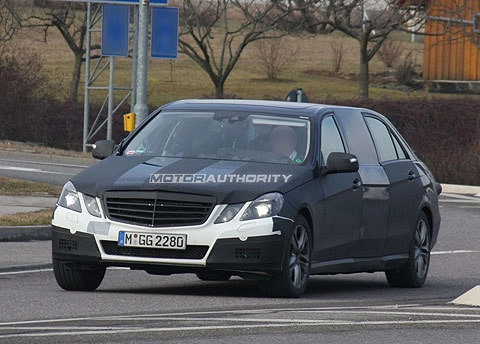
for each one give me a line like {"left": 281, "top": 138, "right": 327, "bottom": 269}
{"left": 103, "top": 191, "right": 215, "bottom": 227}
{"left": 101, "top": 241, "right": 209, "bottom": 260}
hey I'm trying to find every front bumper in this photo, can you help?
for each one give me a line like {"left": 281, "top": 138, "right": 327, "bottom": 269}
{"left": 52, "top": 216, "right": 292, "bottom": 274}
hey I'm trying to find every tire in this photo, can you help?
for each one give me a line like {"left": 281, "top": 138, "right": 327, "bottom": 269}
{"left": 196, "top": 271, "right": 232, "bottom": 281}
{"left": 257, "top": 215, "right": 311, "bottom": 298}
{"left": 53, "top": 260, "right": 106, "bottom": 291}
{"left": 385, "top": 211, "right": 431, "bottom": 288}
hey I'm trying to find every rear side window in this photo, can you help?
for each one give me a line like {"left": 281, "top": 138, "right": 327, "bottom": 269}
{"left": 392, "top": 134, "right": 407, "bottom": 159}
{"left": 320, "top": 115, "right": 345, "bottom": 163}
{"left": 364, "top": 116, "right": 403, "bottom": 163}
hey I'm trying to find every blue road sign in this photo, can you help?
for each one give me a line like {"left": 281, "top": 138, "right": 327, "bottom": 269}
{"left": 102, "top": 4, "right": 130, "bottom": 57}
{"left": 151, "top": 7, "right": 179, "bottom": 59}
{"left": 151, "top": 0, "right": 168, "bottom": 4}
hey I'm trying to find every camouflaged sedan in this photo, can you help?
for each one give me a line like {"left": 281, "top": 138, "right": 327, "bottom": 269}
{"left": 52, "top": 100, "right": 441, "bottom": 298}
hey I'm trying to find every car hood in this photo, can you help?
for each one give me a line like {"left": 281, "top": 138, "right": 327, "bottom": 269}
{"left": 71, "top": 156, "right": 314, "bottom": 204}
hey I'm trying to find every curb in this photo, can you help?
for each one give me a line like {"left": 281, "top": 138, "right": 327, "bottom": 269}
{"left": 0, "top": 225, "right": 51, "bottom": 242}
{"left": 0, "top": 264, "right": 53, "bottom": 274}
{"left": 441, "top": 184, "right": 480, "bottom": 197}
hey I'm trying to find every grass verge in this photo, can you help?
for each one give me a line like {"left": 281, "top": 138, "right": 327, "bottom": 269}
{"left": 0, "top": 176, "right": 59, "bottom": 226}
{"left": 0, "top": 176, "right": 62, "bottom": 197}
{"left": 0, "top": 209, "right": 53, "bottom": 227}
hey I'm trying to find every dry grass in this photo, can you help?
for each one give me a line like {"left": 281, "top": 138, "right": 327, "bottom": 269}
{"left": 0, "top": 176, "right": 59, "bottom": 226}
{"left": 0, "top": 176, "right": 62, "bottom": 197}
{"left": 0, "top": 209, "right": 53, "bottom": 226}
{"left": 0, "top": 141, "right": 91, "bottom": 158}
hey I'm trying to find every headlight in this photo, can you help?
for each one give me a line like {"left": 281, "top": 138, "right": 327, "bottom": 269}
{"left": 57, "top": 181, "right": 81, "bottom": 212}
{"left": 240, "top": 192, "right": 284, "bottom": 221}
{"left": 83, "top": 194, "right": 102, "bottom": 217}
{"left": 214, "top": 203, "right": 244, "bottom": 224}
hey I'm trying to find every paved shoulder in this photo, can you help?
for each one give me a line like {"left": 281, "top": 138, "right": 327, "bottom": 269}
{"left": 0, "top": 241, "right": 51, "bottom": 272}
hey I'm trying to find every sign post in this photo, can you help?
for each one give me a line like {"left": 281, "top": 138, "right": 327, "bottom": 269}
{"left": 55, "top": 0, "right": 177, "bottom": 149}
{"left": 133, "top": 0, "right": 150, "bottom": 127}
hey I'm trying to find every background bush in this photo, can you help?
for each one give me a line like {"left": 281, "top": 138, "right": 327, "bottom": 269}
{"left": 338, "top": 97, "right": 480, "bottom": 185}
{"left": 0, "top": 44, "right": 128, "bottom": 151}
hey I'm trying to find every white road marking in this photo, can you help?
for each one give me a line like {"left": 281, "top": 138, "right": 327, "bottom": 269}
{"left": 1, "top": 318, "right": 479, "bottom": 339}
{"left": 0, "top": 158, "right": 89, "bottom": 169}
{"left": 1, "top": 304, "right": 479, "bottom": 325}
{"left": 432, "top": 250, "right": 480, "bottom": 255}
{"left": 0, "top": 165, "right": 41, "bottom": 172}
{"left": 0, "top": 165, "right": 69, "bottom": 175}
{"left": 0, "top": 268, "right": 52, "bottom": 276}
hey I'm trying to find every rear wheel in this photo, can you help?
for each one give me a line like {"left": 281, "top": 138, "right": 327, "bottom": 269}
{"left": 53, "top": 260, "right": 106, "bottom": 291}
{"left": 196, "top": 271, "right": 232, "bottom": 281}
{"left": 386, "top": 212, "right": 431, "bottom": 288}
{"left": 257, "top": 215, "right": 311, "bottom": 298}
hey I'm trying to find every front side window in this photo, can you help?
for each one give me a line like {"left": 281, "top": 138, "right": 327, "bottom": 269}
{"left": 122, "top": 111, "right": 311, "bottom": 165}
{"left": 364, "top": 116, "right": 399, "bottom": 163}
{"left": 320, "top": 115, "right": 345, "bottom": 164}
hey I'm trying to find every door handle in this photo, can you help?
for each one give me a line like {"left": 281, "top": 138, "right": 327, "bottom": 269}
{"left": 408, "top": 170, "right": 416, "bottom": 181}
{"left": 353, "top": 178, "right": 362, "bottom": 190}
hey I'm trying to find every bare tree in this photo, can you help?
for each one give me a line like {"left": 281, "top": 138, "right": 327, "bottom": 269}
{"left": 177, "top": 0, "right": 291, "bottom": 98}
{"left": 19, "top": 1, "right": 100, "bottom": 102}
{"left": 288, "top": 1, "right": 427, "bottom": 98}
{"left": 0, "top": 0, "right": 20, "bottom": 42}
{"left": 329, "top": 40, "right": 346, "bottom": 74}
{"left": 377, "top": 37, "right": 404, "bottom": 68}
{"left": 255, "top": 37, "right": 297, "bottom": 80}
{"left": 322, "top": 1, "right": 428, "bottom": 98}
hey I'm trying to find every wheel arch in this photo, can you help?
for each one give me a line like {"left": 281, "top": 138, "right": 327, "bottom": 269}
{"left": 420, "top": 204, "right": 434, "bottom": 240}
{"left": 297, "top": 207, "right": 314, "bottom": 242}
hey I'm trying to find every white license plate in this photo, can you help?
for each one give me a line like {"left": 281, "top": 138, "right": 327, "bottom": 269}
{"left": 118, "top": 231, "right": 187, "bottom": 250}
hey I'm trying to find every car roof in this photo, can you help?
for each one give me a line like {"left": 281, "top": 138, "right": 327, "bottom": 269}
{"left": 160, "top": 99, "right": 361, "bottom": 117}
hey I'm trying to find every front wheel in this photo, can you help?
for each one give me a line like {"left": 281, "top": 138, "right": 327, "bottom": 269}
{"left": 257, "top": 215, "right": 311, "bottom": 298}
{"left": 53, "top": 260, "right": 106, "bottom": 291}
{"left": 385, "top": 211, "right": 431, "bottom": 288}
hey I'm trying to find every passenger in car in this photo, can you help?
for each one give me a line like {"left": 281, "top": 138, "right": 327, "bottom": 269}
{"left": 269, "top": 126, "right": 298, "bottom": 161}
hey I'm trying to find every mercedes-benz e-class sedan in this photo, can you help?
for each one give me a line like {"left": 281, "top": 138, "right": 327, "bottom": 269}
{"left": 52, "top": 100, "right": 441, "bottom": 298}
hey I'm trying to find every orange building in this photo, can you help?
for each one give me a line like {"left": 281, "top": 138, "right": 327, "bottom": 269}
{"left": 424, "top": 0, "right": 480, "bottom": 92}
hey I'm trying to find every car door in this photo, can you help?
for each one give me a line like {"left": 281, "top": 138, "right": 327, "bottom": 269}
{"left": 316, "top": 114, "right": 363, "bottom": 262}
{"left": 364, "top": 116, "right": 424, "bottom": 256}
{"left": 334, "top": 109, "right": 390, "bottom": 259}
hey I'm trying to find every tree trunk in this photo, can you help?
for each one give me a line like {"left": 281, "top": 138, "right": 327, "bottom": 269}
{"left": 70, "top": 53, "right": 83, "bottom": 102}
{"left": 358, "top": 38, "right": 370, "bottom": 99}
{"left": 215, "top": 80, "right": 225, "bottom": 98}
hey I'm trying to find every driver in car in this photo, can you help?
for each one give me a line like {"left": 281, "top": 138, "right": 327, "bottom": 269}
{"left": 269, "top": 126, "right": 298, "bottom": 161}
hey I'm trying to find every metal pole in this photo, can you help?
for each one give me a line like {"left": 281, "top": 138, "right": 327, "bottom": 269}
{"left": 107, "top": 56, "right": 115, "bottom": 140}
{"left": 131, "top": 5, "right": 139, "bottom": 113}
{"left": 133, "top": 0, "right": 150, "bottom": 127}
{"left": 83, "top": 2, "right": 92, "bottom": 152}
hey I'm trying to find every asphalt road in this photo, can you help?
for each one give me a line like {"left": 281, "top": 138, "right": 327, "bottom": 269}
{"left": 0, "top": 150, "right": 95, "bottom": 186}
{"left": 0, "top": 194, "right": 479, "bottom": 343}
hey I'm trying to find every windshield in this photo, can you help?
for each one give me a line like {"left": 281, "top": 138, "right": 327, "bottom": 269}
{"left": 122, "top": 111, "right": 311, "bottom": 165}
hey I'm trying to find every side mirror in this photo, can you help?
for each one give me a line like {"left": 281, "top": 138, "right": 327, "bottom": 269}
{"left": 324, "top": 152, "right": 359, "bottom": 174}
{"left": 92, "top": 140, "right": 116, "bottom": 160}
